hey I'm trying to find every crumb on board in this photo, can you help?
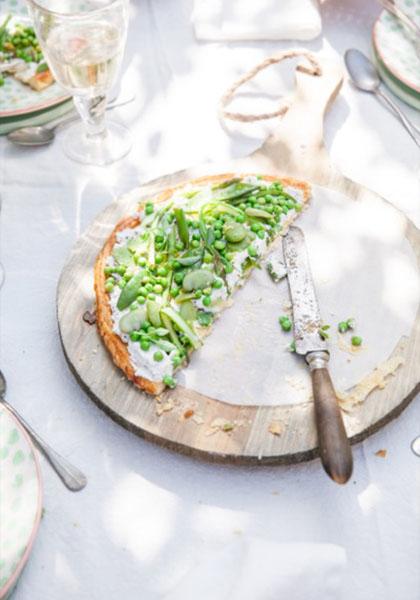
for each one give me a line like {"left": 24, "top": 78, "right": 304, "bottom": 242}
{"left": 183, "top": 409, "right": 194, "bottom": 419}
{"left": 156, "top": 401, "right": 174, "bottom": 416}
{"left": 268, "top": 421, "right": 284, "bottom": 436}
{"left": 375, "top": 449, "right": 387, "bottom": 458}
{"left": 192, "top": 414, "right": 204, "bottom": 425}
{"left": 337, "top": 355, "right": 404, "bottom": 411}
{"left": 205, "top": 417, "right": 236, "bottom": 436}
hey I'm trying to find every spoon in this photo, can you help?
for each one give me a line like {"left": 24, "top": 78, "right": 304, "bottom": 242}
{"left": 7, "top": 92, "right": 135, "bottom": 147}
{"left": 0, "top": 369, "right": 87, "bottom": 492}
{"left": 344, "top": 49, "right": 420, "bottom": 148}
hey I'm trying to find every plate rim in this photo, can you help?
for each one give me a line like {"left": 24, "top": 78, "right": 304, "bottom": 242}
{"left": 0, "top": 406, "right": 43, "bottom": 599}
{"left": 372, "top": 12, "right": 420, "bottom": 95}
{"left": 0, "top": 11, "right": 71, "bottom": 118}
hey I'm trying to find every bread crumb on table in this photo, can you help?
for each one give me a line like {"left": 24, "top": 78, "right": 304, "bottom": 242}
{"left": 375, "top": 449, "right": 387, "bottom": 458}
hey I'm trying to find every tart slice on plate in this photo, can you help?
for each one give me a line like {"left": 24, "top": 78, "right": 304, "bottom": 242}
{"left": 95, "top": 173, "right": 310, "bottom": 394}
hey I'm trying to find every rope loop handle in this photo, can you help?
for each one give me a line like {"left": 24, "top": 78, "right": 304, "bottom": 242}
{"left": 219, "top": 50, "right": 322, "bottom": 123}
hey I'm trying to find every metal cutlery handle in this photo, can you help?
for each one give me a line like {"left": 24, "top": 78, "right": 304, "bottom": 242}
{"left": 2, "top": 399, "right": 87, "bottom": 492}
{"left": 376, "top": 88, "right": 420, "bottom": 147}
{"left": 307, "top": 352, "right": 353, "bottom": 484}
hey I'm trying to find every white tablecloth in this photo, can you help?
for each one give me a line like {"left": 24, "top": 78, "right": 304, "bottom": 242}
{"left": 1, "top": 1, "right": 419, "bottom": 598}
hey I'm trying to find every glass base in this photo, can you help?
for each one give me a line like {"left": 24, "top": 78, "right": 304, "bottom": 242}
{"left": 62, "top": 121, "right": 132, "bottom": 166}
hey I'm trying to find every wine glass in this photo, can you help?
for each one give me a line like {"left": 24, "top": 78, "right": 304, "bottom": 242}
{"left": 27, "top": 0, "right": 131, "bottom": 166}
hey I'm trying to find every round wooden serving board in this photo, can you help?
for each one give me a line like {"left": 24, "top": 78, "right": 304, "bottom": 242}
{"left": 57, "top": 55, "right": 420, "bottom": 465}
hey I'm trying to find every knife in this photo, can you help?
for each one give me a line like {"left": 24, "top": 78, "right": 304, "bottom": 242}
{"left": 283, "top": 226, "right": 353, "bottom": 484}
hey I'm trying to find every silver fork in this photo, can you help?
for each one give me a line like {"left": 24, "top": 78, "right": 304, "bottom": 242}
{"left": 0, "top": 369, "right": 87, "bottom": 492}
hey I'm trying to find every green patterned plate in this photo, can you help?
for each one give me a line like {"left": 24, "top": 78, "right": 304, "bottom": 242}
{"left": 373, "top": 1, "right": 420, "bottom": 95}
{"left": 0, "top": 0, "right": 70, "bottom": 118}
{"left": 0, "top": 406, "right": 43, "bottom": 600}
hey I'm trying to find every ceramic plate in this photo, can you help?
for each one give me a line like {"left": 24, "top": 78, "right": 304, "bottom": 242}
{"left": 374, "top": 51, "right": 420, "bottom": 110}
{"left": 0, "top": 406, "right": 43, "bottom": 600}
{"left": 373, "top": 1, "right": 420, "bottom": 95}
{"left": 0, "top": 0, "right": 70, "bottom": 118}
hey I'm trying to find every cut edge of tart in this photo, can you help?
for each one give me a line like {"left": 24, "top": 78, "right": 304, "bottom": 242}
{"left": 94, "top": 173, "right": 311, "bottom": 395}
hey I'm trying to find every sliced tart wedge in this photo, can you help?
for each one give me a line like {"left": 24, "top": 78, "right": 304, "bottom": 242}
{"left": 94, "top": 173, "right": 310, "bottom": 395}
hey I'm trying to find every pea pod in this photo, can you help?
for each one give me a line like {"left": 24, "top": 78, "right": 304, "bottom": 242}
{"left": 227, "top": 233, "right": 255, "bottom": 252}
{"left": 161, "top": 306, "right": 201, "bottom": 349}
{"left": 179, "top": 300, "right": 197, "bottom": 323}
{"left": 177, "top": 254, "right": 202, "bottom": 266}
{"left": 119, "top": 307, "right": 147, "bottom": 333}
{"left": 112, "top": 246, "right": 134, "bottom": 267}
{"left": 245, "top": 207, "right": 272, "bottom": 219}
{"left": 117, "top": 272, "right": 144, "bottom": 310}
{"left": 146, "top": 299, "right": 162, "bottom": 327}
{"left": 182, "top": 269, "right": 215, "bottom": 292}
{"left": 174, "top": 208, "right": 189, "bottom": 248}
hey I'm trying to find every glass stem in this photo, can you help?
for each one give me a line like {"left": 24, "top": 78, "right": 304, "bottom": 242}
{"left": 73, "top": 94, "right": 107, "bottom": 140}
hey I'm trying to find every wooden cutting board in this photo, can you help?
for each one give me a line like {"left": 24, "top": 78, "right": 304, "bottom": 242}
{"left": 57, "top": 55, "right": 420, "bottom": 465}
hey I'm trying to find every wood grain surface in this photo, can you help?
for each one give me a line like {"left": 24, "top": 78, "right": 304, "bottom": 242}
{"left": 57, "top": 55, "right": 420, "bottom": 465}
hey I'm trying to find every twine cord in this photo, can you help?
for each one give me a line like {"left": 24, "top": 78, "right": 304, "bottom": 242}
{"left": 219, "top": 50, "right": 322, "bottom": 123}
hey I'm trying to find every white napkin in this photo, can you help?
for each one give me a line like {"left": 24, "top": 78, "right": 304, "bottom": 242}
{"left": 162, "top": 537, "right": 346, "bottom": 600}
{"left": 192, "top": 0, "right": 322, "bottom": 42}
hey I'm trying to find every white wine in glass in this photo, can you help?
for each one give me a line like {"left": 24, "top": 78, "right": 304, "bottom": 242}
{"left": 27, "top": 0, "right": 131, "bottom": 165}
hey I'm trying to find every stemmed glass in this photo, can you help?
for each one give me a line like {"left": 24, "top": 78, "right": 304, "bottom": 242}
{"left": 27, "top": 0, "right": 131, "bottom": 166}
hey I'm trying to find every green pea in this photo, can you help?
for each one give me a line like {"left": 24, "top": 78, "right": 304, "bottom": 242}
{"left": 130, "top": 331, "right": 141, "bottom": 342}
{"left": 191, "top": 239, "right": 200, "bottom": 248}
{"left": 192, "top": 232, "right": 201, "bottom": 241}
{"left": 163, "top": 375, "right": 176, "bottom": 388}
{"left": 338, "top": 321, "right": 349, "bottom": 333}
{"left": 104, "top": 266, "right": 114, "bottom": 275}
{"left": 257, "top": 230, "right": 265, "bottom": 239}
{"left": 225, "top": 263, "right": 234, "bottom": 274}
{"left": 172, "top": 355, "right": 182, "bottom": 367}
{"left": 153, "top": 351, "right": 164, "bottom": 362}
{"left": 247, "top": 246, "right": 258, "bottom": 258}
{"left": 250, "top": 223, "right": 261, "bottom": 233}
{"left": 194, "top": 290, "right": 202, "bottom": 299}
{"left": 137, "top": 295, "right": 146, "bottom": 304}
{"left": 105, "top": 281, "right": 114, "bottom": 293}
{"left": 147, "top": 293, "right": 156, "bottom": 300}
{"left": 214, "top": 240, "right": 226, "bottom": 251}
{"left": 202, "top": 295, "right": 212, "bottom": 307}
{"left": 157, "top": 266, "right": 167, "bottom": 277}
{"left": 155, "top": 254, "right": 163, "bottom": 264}
{"left": 118, "top": 280, "right": 126, "bottom": 289}
{"left": 239, "top": 203, "right": 246, "bottom": 211}
{"left": 140, "top": 339, "right": 151, "bottom": 351}
{"left": 171, "top": 286, "right": 180, "bottom": 297}
{"left": 141, "top": 320, "right": 151, "bottom": 330}
{"left": 351, "top": 336, "right": 362, "bottom": 347}
{"left": 175, "top": 241, "right": 184, "bottom": 251}
{"left": 145, "top": 202, "right": 154, "bottom": 215}
{"left": 214, "top": 230, "right": 222, "bottom": 240}
{"left": 279, "top": 316, "right": 292, "bottom": 332}
{"left": 0, "top": 76, "right": 5, "bottom": 87}
{"left": 153, "top": 284, "right": 163, "bottom": 294}
{"left": 213, "top": 279, "right": 223, "bottom": 289}
{"left": 214, "top": 220, "right": 223, "bottom": 230}
{"left": 174, "top": 272, "right": 184, "bottom": 285}
{"left": 203, "top": 253, "right": 212, "bottom": 263}
{"left": 203, "top": 287, "right": 212, "bottom": 295}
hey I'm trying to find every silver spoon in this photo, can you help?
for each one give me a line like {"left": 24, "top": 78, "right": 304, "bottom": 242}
{"left": 7, "top": 92, "right": 135, "bottom": 147}
{"left": 344, "top": 49, "right": 420, "bottom": 148}
{"left": 0, "top": 369, "right": 87, "bottom": 492}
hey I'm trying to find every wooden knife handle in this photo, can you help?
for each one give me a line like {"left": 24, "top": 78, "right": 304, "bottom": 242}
{"left": 308, "top": 353, "right": 353, "bottom": 484}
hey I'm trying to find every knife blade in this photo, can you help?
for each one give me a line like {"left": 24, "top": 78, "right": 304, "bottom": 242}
{"left": 282, "top": 226, "right": 353, "bottom": 484}
{"left": 282, "top": 226, "right": 326, "bottom": 357}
